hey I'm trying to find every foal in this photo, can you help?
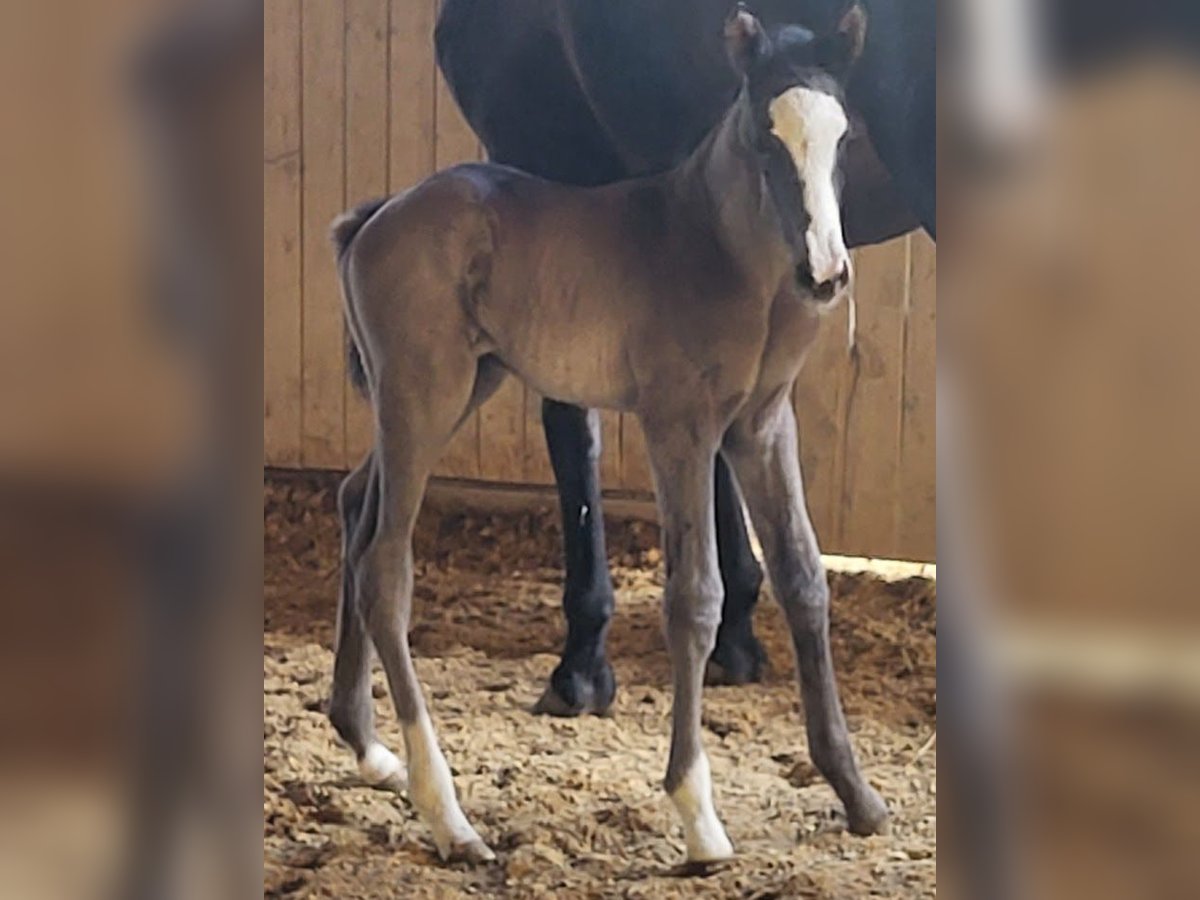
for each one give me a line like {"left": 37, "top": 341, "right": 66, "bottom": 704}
{"left": 329, "top": 6, "right": 888, "bottom": 864}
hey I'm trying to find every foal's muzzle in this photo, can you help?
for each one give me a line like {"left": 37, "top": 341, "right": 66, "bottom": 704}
{"left": 797, "top": 258, "right": 852, "bottom": 304}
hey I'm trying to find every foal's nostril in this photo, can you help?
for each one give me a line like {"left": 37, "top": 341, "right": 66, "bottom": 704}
{"left": 811, "top": 263, "right": 850, "bottom": 301}
{"left": 834, "top": 261, "right": 851, "bottom": 289}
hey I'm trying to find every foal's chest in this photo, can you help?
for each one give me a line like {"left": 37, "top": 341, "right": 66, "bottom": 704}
{"left": 753, "top": 288, "right": 823, "bottom": 389}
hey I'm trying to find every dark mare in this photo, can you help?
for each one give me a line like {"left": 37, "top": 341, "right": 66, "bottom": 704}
{"left": 329, "top": 6, "right": 887, "bottom": 863}
{"left": 433, "top": 0, "right": 934, "bottom": 715}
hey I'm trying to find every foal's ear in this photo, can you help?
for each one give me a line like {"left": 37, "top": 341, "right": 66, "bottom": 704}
{"left": 815, "top": 3, "right": 868, "bottom": 78}
{"left": 724, "top": 4, "right": 767, "bottom": 77}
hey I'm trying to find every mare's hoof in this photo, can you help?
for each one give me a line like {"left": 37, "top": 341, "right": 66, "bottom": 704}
{"left": 532, "top": 682, "right": 613, "bottom": 717}
{"left": 846, "top": 787, "right": 891, "bottom": 836}
{"left": 705, "top": 633, "right": 767, "bottom": 686}
{"left": 532, "top": 662, "right": 616, "bottom": 717}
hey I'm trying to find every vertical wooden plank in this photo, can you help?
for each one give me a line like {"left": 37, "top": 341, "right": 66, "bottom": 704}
{"left": 837, "top": 236, "right": 910, "bottom": 557}
{"left": 388, "top": 0, "right": 435, "bottom": 193}
{"left": 620, "top": 414, "right": 655, "bottom": 494}
{"left": 793, "top": 299, "right": 853, "bottom": 551}
{"left": 431, "top": 10, "right": 481, "bottom": 479}
{"left": 343, "top": 0, "right": 391, "bottom": 467}
{"left": 522, "top": 390, "right": 557, "bottom": 485}
{"left": 479, "top": 377, "right": 526, "bottom": 482}
{"left": 300, "top": 0, "right": 346, "bottom": 468}
{"left": 264, "top": 0, "right": 303, "bottom": 467}
{"left": 896, "top": 233, "right": 936, "bottom": 561}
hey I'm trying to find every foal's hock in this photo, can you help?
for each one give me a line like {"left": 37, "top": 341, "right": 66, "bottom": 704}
{"left": 328, "top": 5, "right": 887, "bottom": 866}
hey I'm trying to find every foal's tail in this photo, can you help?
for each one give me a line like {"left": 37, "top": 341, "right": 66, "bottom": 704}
{"left": 330, "top": 197, "right": 390, "bottom": 398}
{"left": 331, "top": 196, "right": 389, "bottom": 260}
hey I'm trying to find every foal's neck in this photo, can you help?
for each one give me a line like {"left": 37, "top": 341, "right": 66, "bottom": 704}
{"left": 669, "top": 89, "right": 793, "bottom": 296}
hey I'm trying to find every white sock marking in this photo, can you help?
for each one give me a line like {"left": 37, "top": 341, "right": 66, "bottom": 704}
{"left": 403, "top": 712, "right": 493, "bottom": 861}
{"left": 669, "top": 754, "right": 734, "bottom": 863}
{"left": 359, "top": 741, "right": 407, "bottom": 791}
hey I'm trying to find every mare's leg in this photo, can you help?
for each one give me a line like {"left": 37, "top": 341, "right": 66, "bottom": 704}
{"left": 723, "top": 395, "right": 889, "bottom": 836}
{"left": 328, "top": 452, "right": 407, "bottom": 790}
{"left": 348, "top": 354, "right": 497, "bottom": 863}
{"left": 643, "top": 418, "right": 734, "bottom": 863}
{"left": 533, "top": 400, "right": 617, "bottom": 716}
{"left": 707, "top": 456, "right": 767, "bottom": 685}
{"left": 534, "top": 402, "right": 768, "bottom": 711}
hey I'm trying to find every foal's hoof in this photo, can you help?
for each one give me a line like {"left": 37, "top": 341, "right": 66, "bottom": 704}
{"left": 437, "top": 836, "right": 496, "bottom": 865}
{"left": 532, "top": 661, "right": 616, "bottom": 717}
{"left": 705, "top": 633, "right": 767, "bottom": 686}
{"left": 684, "top": 832, "right": 735, "bottom": 867}
{"left": 846, "top": 787, "right": 891, "bottom": 836}
{"left": 359, "top": 742, "right": 408, "bottom": 792}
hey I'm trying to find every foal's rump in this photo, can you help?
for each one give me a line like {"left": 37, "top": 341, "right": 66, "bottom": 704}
{"left": 333, "top": 171, "right": 501, "bottom": 401}
{"left": 336, "top": 162, "right": 642, "bottom": 414}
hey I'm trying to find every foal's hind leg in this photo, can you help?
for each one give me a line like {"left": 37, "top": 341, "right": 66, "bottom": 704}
{"left": 328, "top": 452, "right": 406, "bottom": 790}
{"left": 723, "top": 396, "right": 889, "bottom": 836}
{"left": 351, "top": 358, "right": 496, "bottom": 863}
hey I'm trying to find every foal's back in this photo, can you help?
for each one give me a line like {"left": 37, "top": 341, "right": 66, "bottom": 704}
{"left": 348, "top": 162, "right": 761, "bottom": 414}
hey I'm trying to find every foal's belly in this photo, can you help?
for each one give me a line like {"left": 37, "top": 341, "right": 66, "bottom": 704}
{"left": 474, "top": 286, "right": 642, "bottom": 412}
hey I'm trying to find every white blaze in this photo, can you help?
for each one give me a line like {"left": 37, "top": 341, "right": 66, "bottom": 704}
{"left": 768, "top": 86, "right": 851, "bottom": 288}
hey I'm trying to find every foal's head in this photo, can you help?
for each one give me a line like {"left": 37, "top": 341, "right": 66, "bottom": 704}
{"left": 725, "top": 4, "right": 867, "bottom": 304}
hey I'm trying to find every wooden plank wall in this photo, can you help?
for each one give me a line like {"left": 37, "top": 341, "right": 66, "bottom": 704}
{"left": 263, "top": 0, "right": 936, "bottom": 561}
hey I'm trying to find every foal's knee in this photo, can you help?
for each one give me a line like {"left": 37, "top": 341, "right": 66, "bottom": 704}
{"left": 776, "top": 561, "right": 830, "bottom": 632}
{"left": 663, "top": 571, "right": 724, "bottom": 657}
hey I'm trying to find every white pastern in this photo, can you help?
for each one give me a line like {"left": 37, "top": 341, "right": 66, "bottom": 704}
{"left": 769, "top": 86, "right": 851, "bottom": 287}
{"left": 403, "top": 713, "right": 495, "bottom": 862}
{"left": 669, "top": 754, "right": 734, "bottom": 863}
{"left": 359, "top": 741, "right": 408, "bottom": 791}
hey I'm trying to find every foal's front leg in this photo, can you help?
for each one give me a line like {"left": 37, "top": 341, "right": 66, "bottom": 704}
{"left": 643, "top": 420, "right": 735, "bottom": 863}
{"left": 723, "top": 396, "right": 889, "bottom": 836}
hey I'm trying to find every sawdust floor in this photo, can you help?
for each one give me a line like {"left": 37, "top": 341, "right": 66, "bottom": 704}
{"left": 264, "top": 474, "right": 936, "bottom": 899}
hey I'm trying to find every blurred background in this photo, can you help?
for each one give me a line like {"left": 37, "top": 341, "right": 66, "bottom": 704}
{"left": 941, "top": 0, "right": 1200, "bottom": 897}
{"left": 0, "top": 1, "right": 261, "bottom": 898}
{"left": 0, "top": 0, "right": 1196, "bottom": 897}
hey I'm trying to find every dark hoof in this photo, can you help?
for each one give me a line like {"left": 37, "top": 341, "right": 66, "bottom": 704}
{"left": 443, "top": 838, "right": 496, "bottom": 865}
{"left": 668, "top": 858, "right": 735, "bottom": 878}
{"left": 705, "top": 632, "right": 767, "bottom": 686}
{"left": 532, "top": 661, "right": 616, "bottom": 717}
{"left": 846, "top": 787, "right": 891, "bottom": 836}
